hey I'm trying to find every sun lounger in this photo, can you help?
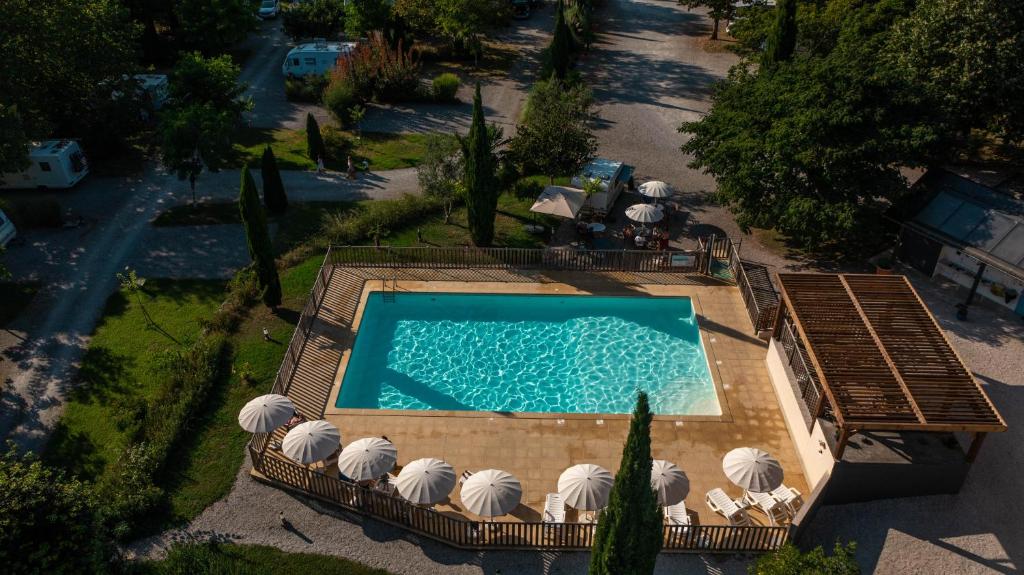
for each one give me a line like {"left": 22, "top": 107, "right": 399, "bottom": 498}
{"left": 459, "top": 470, "right": 474, "bottom": 486}
{"left": 663, "top": 503, "right": 691, "bottom": 526}
{"left": 705, "top": 488, "right": 752, "bottom": 526}
{"left": 543, "top": 493, "right": 565, "bottom": 523}
{"left": 743, "top": 491, "right": 789, "bottom": 526}
{"left": 769, "top": 485, "right": 804, "bottom": 516}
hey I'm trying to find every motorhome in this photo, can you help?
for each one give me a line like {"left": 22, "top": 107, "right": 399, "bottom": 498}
{"left": 0, "top": 140, "right": 89, "bottom": 190}
{"left": 282, "top": 40, "right": 357, "bottom": 78}
{"left": 133, "top": 74, "right": 169, "bottom": 110}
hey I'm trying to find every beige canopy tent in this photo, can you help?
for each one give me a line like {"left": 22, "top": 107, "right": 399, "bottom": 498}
{"left": 530, "top": 186, "right": 587, "bottom": 219}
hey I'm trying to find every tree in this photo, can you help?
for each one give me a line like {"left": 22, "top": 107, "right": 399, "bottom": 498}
{"left": 684, "top": 0, "right": 735, "bottom": 40}
{"left": 763, "top": 0, "right": 797, "bottom": 66}
{"left": 418, "top": 134, "right": 463, "bottom": 223}
{"left": 459, "top": 84, "right": 500, "bottom": 246}
{"left": 0, "top": 446, "right": 112, "bottom": 573}
{"left": 168, "top": 52, "right": 249, "bottom": 115}
{"left": 547, "top": 1, "right": 574, "bottom": 79}
{"left": 0, "top": 105, "right": 29, "bottom": 178}
{"left": 345, "top": 0, "right": 393, "bottom": 37}
{"left": 306, "top": 113, "right": 327, "bottom": 163}
{"left": 394, "top": 0, "right": 496, "bottom": 56}
{"left": 509, "top": 77, "right": 597, "bottom": 183}
{"left": 262, "top": 146, "right": 288, "bottom": 214}
{"left": 175, "top": 0, "right": 254, "bottom": 55}
{"left": 751, "top": 541, "right": 860, "bottom": 575}
{"left": 282, "top": 0, "right": 347, "bottom": 41}
{"left": 887, "top": 0, "right": 1024, "bottom": 144}
{"left": 239, "top": 166, "right": 282, "bottom": 307}
{"left": 589, "top": 392, "right": 662, "bottom": 575}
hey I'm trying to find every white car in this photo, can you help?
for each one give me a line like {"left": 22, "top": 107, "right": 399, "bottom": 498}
{"left": 258, "top": 0, "right": 280, "bottom": 19}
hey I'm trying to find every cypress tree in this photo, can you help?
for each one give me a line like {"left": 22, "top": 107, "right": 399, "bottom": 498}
{"left": 239, "top": 165, "right": 282, "bottom": 307}
{"left": 305, "top": 112, "right": 326, "bottom": 163}
{"left": 764, "top": 0, "right": 797, "bottom": 67}
{"left": 589, "top": 391, "right": 662, "bottom": 575}
{"left": 459, "top": 83, "right": 499, "bottom": 246}
{"left": 548, "top": 0, "right": 573, "bottom": 79}
{"left": 261, "top": 146, "right": 288, "bottom": 214}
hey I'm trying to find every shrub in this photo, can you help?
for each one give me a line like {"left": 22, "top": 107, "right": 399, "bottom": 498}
{"left": 322, "top": 126, "right": 353, "bottom": 157}
{"left": 512, "top": 178, "right": 544, "bottom": 199}
{"left": 328, "top": 31, "right": 422, "bottom": 105}
{"left": 305, "top": 113, "right": 326, "bottom": 163}
{"left": 284, "top": 75, "right": 329, "bottom": 103}
{"left": 323, "top": 77, "right": 359, "bottom": 125}
{"left": 321, "top": 194, "right": 442, "bottom": 244}
{"left": 432, "top": 73, "right": 460, "bottom": 103}
{"left": 751, "top": 541, "right": 860, "bottom": 574}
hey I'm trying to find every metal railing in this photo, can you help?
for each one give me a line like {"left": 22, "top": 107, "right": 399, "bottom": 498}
{"left": 778, "top": 321, "right": 826, "bottom": 431}
{"left": 253, "top": 452, "right": 788, "bottom": 553}
{"left": 727, "top": 242, "right": 779, "bottom": 334}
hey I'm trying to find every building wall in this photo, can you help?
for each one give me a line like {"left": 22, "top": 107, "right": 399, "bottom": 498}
{"left": 934, "top": 245, "right": 1024, "bottom": 316}
{"left": 765, "top": 339, "right": 835, "bottom": 491}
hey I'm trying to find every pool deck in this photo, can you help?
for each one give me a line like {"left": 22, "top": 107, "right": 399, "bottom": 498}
{"left": 283, "top": 266, "right": 807, "bottom": 527}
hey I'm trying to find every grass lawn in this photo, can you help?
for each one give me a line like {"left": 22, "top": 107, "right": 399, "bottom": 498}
{"left": 132, "top": 543, "right": 394, "bottom": 575}
{"left": 0, "top": 281, "right": 40, "bottom": 326}
{"left": 46, "top": 279, "right": 226, "bottom": 481}
{"left": 233, "top": 127, "right": 435, "bottom": 172}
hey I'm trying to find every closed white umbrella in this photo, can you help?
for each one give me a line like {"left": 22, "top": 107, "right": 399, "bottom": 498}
{"left": 651, "top": 459, "right": 689, "bottom": 506}
{"left": 395, "top": 458, "right": 457, "bottom": 505}
{"left": 337, "top": 437, "right": 398, "bottom": 481}
{"left": 237, "top": 394, "right": 295, "bottom": 433}
{"left": 460, "top": 469, "right": 522, "bottom": 518}
{"left": 639, "top": 180, "right": 673, "bottom": 199}
{"left": 557, "top": 464, "right": 614, "bottom": 511}
{"left": 282, "top": 420, "right": 341, "bottom": 465}
{"left": 722, "top": 447, "right": 783, "bottom": 493}
{"left": 626, "top": 203, "right": 664, "bottom": 224}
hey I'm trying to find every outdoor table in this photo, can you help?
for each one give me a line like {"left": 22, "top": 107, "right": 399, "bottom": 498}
{"left": 587, "top": 222, "right": 606, "bottom": 233}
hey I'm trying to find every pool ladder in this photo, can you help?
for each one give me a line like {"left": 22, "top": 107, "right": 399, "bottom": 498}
{"left": 381, "top": 278, "right": 397, "bottom": 303}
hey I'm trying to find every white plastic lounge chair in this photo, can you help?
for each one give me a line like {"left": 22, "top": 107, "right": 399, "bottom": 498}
{"left": 743, "top": 491, "right": 789, "bottom": 526}
{"left": 543, "top": 493, "right": 565, "bottom": 523}
{"left": 769, "top": 485, "right": 804, "bottom": 516}
{"left": 663, "top": 503, "right": 691, "bottom": 526}
{"left": 459, "top": 470, "right": 474, "bottom": 486}
{"left": 705, "top": 488, "right": 752, "bottom": 526}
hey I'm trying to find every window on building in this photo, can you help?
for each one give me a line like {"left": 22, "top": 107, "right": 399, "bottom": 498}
{"left": 39, "top": 161, "right": 51, "bottom": 172}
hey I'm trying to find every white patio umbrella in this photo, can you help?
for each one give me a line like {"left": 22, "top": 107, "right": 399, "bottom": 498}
{"left": 557, "top": 464, "right": 614, "bottom": 511}
{"left": 460, "top": 469, "right": 522, "bottom": 518}
{"left": 530, "top": 186, "right": 588, "bottom": 219}
{"left": 395, "top": 458, "right": 457, "bottom": 505}
{"left": 625, "top": 203, "right": 664, "bottom": 224}
{"left": 722, "top": 447, "right": 783, "bottom": 493}
{"left": 337, "top": 437, "right": 398, "bottom": 481}
{"left": 639, "top": 180, "right": 673, "bottom": 199}
{"left": 282, "top": 420, "right": 341, "bottom": 465}
{"left": 237, "top": 394, "right": 294, "bottom": 433}
{"left": 650, "top": 459, "right": 689, "bottom": 506}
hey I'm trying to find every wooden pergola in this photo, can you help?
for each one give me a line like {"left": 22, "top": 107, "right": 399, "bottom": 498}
{"left": 773, "top": 274, "right": 1006, "bottom": 461}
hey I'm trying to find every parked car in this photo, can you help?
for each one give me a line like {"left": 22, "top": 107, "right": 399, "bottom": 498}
{"left": 258, "top": 0, "right": 280, "bottom": 19}
{"left": 0, "top": 140, "right": 89, "bottom": 190}
{"left": 0, "top": 209, "right": 17, "bottom": 247}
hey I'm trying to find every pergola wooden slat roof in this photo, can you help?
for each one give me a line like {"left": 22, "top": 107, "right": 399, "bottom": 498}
{"left": 776, "top": 274, "right": 1006, "bottom": 435}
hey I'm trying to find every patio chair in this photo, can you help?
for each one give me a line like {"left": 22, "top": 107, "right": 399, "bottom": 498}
{"left": 769, "top": 485, "right": 804, "bottom": 516}
{"left": 705, "top": 488, "right": 752, "bottom": 526}
{"left": 663, "top": 503, "right": 691, "bottom": 526}
{"left": 743, "top": 491, "right": 789, "bottom": 526}
{"left": 543, "top": 493, "right": 565, "bottom": 523}
{"left": 458, "top": 470, "right": 474, "bottom": 486}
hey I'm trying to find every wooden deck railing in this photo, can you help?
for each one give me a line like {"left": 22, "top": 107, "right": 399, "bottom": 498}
{"left": 252, "top": 450, "right": 788, "bottom": 553}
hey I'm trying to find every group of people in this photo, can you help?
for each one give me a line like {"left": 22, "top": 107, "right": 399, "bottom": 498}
{"left": 623, "top": 224, "right": 670, "bottom": 250}
{"left": 315, "top": 155, "right": 359, "bottom": 180}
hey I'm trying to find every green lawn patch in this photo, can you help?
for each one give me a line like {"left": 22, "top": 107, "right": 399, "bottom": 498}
{"left": 232, "top": 127, "right": 435, "bottom": 172}
{"left": 47, "top": 279, "right": 226, "bottom": 481}
{"left": 0, "top": 281, "right": 40, "bottom": 326}
{"left": 132, "top": 542, "right": 394, "bottom": 575}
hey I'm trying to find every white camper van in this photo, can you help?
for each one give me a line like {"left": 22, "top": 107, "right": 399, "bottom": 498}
{"left": 282, "top": 40, "right": 356, "bottom": 78}
{"left": 133, "top": 74, "right": 169, "bottom": 110}
{"left": 0, "top": 140, "right": 89, "bottom": 190}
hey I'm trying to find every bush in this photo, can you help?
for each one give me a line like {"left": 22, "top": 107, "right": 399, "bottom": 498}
{"left": 323, "top": 77, "right": 359, "bottom": 125}
{"left": 1, "top": 197, "right": 63, "bottom": 228}
{"left": 751, "top": 542, "right": 860, "bottom": 575}
{"left": 432, "top": 73, "right": 460, "bottom": 103}
{"left": 322, "top": 194, "right": 442, "bottom": 244}
{"left": 326, "top": 31, "right": 422, "bottom": 106}
{"left": 282, "top": 0, "right": 346, "bottom": 41}
{"left": 284, "top": 75, "right": 329, "bottom": 103}
{"left": 512, "top": 178, "right": 544, "bottom": 199}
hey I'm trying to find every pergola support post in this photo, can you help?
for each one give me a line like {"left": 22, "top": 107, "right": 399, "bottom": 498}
{"left": 967, "top": 432, "right": 987, "bottom": 462}
{"left": 834, "top": 427, "right": 852, "bottom": 460}
{"left": 771, "top": 299, "right": 787, "bottom": 340}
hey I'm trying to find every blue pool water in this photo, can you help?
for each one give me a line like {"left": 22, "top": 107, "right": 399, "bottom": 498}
{"left": 335, "top": 293, "right": 720, "bottom": 415}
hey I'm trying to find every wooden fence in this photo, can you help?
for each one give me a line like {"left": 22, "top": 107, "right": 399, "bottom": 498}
{"left": 326, "top": 245, "right": 704, "bottom": 274}
{"left": 251, "top": 449, "right": 788, "bottom": 553}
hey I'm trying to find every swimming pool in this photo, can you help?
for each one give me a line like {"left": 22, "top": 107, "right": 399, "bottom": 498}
{"left": 335, "top": 292, "right": 720, "bottom": 416}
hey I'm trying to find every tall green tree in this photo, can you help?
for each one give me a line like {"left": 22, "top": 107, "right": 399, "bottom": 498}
{"left": 282, "top": 0, "right": 347, "bottom": 41}
{"left": 168, "top": 52, "right": 250, "bottom": 115}
{"left": 175, "top": 0, "right": 254, "bottom": 55}
{"left": 683, "top": 0, "right": 735, "bottom": 40}
{"left": 262, "top": 146, "right": 288, "bottom": 214}
{"left": 547, "top": 1, "right": 574, "bottom": 79}
{"left": 509, "top": 77, "right": 597, "bottom": 183}
{"left": 459, "top": 84, "right": 499, "bottom": 246}
{"left": 239, "top": 166, "right": 282, "bottom": 307}
{"left": 345, "top": 0, "right": 393, "bottom": 37}
{"left": 0, "top": 105, "right": 29, "bottom": 177}
{"left": 763, "top": 0, "right": 797, "bottom": 66}
{"left": 589, "top": 392, "right": 662, "bottom": 575}
{"left": 306, "top": 113, "right": 327, "bottom": 163}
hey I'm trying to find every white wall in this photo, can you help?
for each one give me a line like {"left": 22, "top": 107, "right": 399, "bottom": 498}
{"left": 765, "top": 339, "right": 835, "bottom": 490}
